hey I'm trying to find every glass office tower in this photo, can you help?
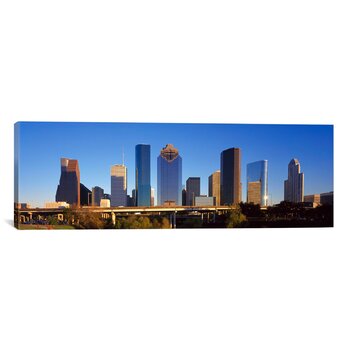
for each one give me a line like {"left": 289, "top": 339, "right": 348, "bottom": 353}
{"left": 284, "top": 158, "right": 304, "bottom": 203}
{"left": 157, "top": 144, "right": 182, "bottom": 205}
{"left": 135, "top": 144, "right": 151, "bottom": 206}
{"left": 220, "top": 148, "right": 241, "bottom": 205}
{"left": 247, "top": 160, "right": 268, "bottom": 206}
{"left": 55, "top": 158, "right": 81, "bottom": 207}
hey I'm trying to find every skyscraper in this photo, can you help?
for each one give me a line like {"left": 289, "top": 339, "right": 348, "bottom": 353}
{"left": 284, "top": 158, "right": 304, "bottom": 203}
{"left": 55, "top": 158, "right": 80, "bottom": 207}
{"left": 186, "top": 177, "right": 200, "bottom": 206}
{"left": 111, "top": 164, "right": 127, "bottom": 207}
{"left": 150, "top": 188, "right": 155, "bottom": 206}
{"left": 157, "top": 144, "right": 182, "bottom": 206}
{"left": 208, "top": 170, "right": 220, "bottom": 206}
{"left": 135, "top": 144, "right": 151, "bottom": 206}
{"left": 247, "top": 160, "right": 268, "bottom": 206}
{"left": 92, "top": 186, "right": 104, "bottom": 206}
{"left": 220, "top": 148, "right": 241, "bottom": 205}
{"left": 182, "top": 187, "right": 187, "bottom": 206}
{"left": 80, "top": 183, "right": 91, "bottom": 206}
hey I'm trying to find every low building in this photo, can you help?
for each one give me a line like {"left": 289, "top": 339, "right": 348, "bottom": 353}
{"left": 320, "top": 191, "right": 333, "bottom": 205}
{"left": 304, "top": 194, "right": 320, "bottom": 204}
{"left": 194, "top": 196, "right": 215, "bottom": 206}
{"left": 100, "top": 199, "right": 111, "bottom": 208}
{"left": 45, "top": 201, "right": 70, "bottom": 209}
{"left": 103, "top": 193, "right": 111, "bottom": 200}
{"left": 14, "top": 203, "right": 31, "bottom": 209}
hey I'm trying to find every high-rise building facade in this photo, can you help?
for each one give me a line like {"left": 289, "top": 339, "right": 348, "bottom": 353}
{"left": 284, "top": 158, "right": 304, "bottom": 203}
{"left": 186, "top": 177, "right": 200, "bottom": 206}
{"left": 111, "top": 164, "right": 127, "bottom": 206}
{"left": 132, "top": 189, "right": 136, "bottom": 206}
{"left": 150, "top": 188, "right": 155, "bottom": 206}
{"left": 55, "top": 158, "right": 80, "bottom": 207}
{"left": 157, "top": 144, "right": 182, "bottom": 206}
{"left": 247, "top": 160, "right": 268, "bottom": 206}
{"left": 92, "top": 186, "right": 104, "bottom": 206}
{"left": 208, "top": 170, "right": 220, "bottom": 206}
{"left": 182, "top": 188, "right": 187, "bottom": 206}
{"left": 80, "top": 183, "right": 91, "bottom": 206}
{"left": 135, "top": 144, "right": 151, "bottom": 206}
{"left": 220, "top": 148, "right": 241, "bottom": 205}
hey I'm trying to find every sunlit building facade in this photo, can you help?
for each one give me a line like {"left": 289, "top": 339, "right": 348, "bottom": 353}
{"left": 135, "top": 144, "right": 151, "bottom": 206}
{"left": 220, "top": 148, "right": 241, "bottom": 205}
{"left": 247, "top": 160, "right": 268, "bottom": 206}
{"left": 194, "top": 196, "right": 215, "bottom": 206}
{"left": 157, "top": 144, "right": 182, "bottom": 205}
{"left": 100, "top": 199, "right": 111, "bottom": 208}
{"left": 150, "top": 188, "right": 155, "bottom": 206}
{"left": 304, "top": 194, "right": 320, "bottom": 204}
{"left": 45, "top": 201, "right": 70, "bottom": 209}
{"left": 208, "top": 170, "right": 220, "bottom": 206}
{"left": 55, "top": 158, "right": 80, "bottom": 207}
{"left": 111, "top": 164, "right": 127, "bottom": 207}
{"left": 284, "top": 158, "right": 304, "bottom": 203}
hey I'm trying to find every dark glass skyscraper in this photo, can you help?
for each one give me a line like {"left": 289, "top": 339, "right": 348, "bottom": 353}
{"left": 55, "top": 158, "right": 80, "bottom": 207}
{"left": 80, "top": 183, "right": 91, "bottom": 206}
{"left": 135, "top": 144, "right": 151, "bottom": 206}
{"left": 157, "top": 144, "right": 182, "bottom": 205}
{"left": 284, "top": 158, "right": 304, "bottom": 203}
{"left": 186, "top": 177, "right": 200, "bottom": 206}
{"left": 92, "top": 186, "right": 104, "bottom": 206}
{"left": 247, "top": 160, "right": 268, "bottom": 206}
{"left": 220, "top": 148, "right": 241, "bottom": 205}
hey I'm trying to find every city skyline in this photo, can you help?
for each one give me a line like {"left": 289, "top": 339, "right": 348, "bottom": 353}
{"left": 15, "top": 122, "right": 333, "bottom": 207}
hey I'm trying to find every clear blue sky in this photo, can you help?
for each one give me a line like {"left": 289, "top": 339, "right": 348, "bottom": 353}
{"left": 16, "top": 122, "right": 333, "bottom": 207}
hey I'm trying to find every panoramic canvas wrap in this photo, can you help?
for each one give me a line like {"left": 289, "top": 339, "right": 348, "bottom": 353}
{"left": 14, "top": 122, "right": 333, "bottom": 230}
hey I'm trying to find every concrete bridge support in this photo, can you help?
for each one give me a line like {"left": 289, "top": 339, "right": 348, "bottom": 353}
{"left": 169, "top": 212, "right": 177, "bottom": 228}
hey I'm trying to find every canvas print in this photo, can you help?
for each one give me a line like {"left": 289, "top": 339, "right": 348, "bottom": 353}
{"left": 14, "top": 122, "right": 333, "bottom": 230}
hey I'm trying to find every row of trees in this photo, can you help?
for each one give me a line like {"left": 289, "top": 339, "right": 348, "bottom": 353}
{"left": 43, "top": 201, "right": 333, "bottom": 229}
{"left": 55, "top": 209, "right": 172, "bottom": 229}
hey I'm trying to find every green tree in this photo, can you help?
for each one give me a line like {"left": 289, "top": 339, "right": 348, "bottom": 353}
{"left": 75, "top": 212, "right": 105, "bottom": 229}
{"left": 47, "top": 215, "right": 58, "bottom": 225}
{"left": 226, "top": 204, "right": 247, "bottom": 228}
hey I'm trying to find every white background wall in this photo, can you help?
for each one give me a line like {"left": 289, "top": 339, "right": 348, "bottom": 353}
{"left": 1, "top": 1, "right": 353, "bottom": 353}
